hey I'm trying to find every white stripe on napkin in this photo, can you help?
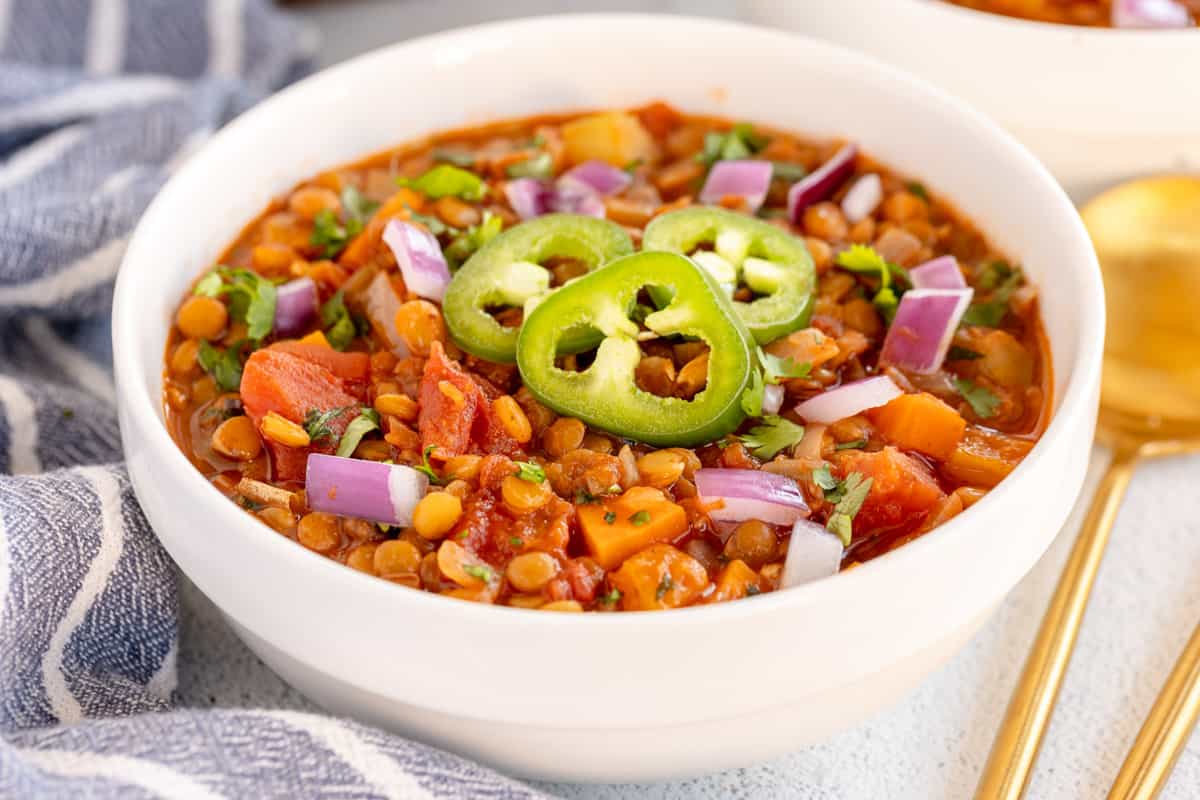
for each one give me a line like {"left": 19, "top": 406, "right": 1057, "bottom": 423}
{"left": 259, "top": 711, "right": 435, "bottom": 800}
{"left": 208, "top": 0, "right": 243, "bottom": 78}
{"left": 21, "top": 318, "right": 116, "bottom": 407}
{"left": 0, "top": 508, "right": 10, "bottom": 632}
{"left": 0, "top": 75, "right": 182, "bottom": 133}
{"left": 15, "top": 748, "right": 225, "bottom": 800}
{"left": 85, "top": 0, "right": 126, "bottom": 75}
{"left": 42, "top": 466, "right": 125, "bottom": 723}
{"left": 0, "top": 124, "right": 87, "bottom": 194}
{"left": 0, "top": 235, "right": 127, "bottom": 309}
{"left": 145, "top": 639, "right": 178, "bottom": 703}
{"left": 0, "top": 375, "right": 40, "bottom": 474}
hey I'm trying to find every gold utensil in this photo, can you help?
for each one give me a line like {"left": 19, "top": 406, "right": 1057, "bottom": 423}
{"left": 975, "top": 176, "right": 1200, "bottom": 800}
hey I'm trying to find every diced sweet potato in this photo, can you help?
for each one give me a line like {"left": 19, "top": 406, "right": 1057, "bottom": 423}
{"left": 870, "top": 392, "right": 966, "bottom": 460}
{"left": 578, "top": 487, "right": 688, "bottom": 570}
{"left": 832, "top": 446, "right": 945, "bottom": 536}
{"left": 561, "top": 112, "right": 659, "bottom": 167}
{"left": 707, "top": 559, "right": 761, "bottom": 604}
{"left": 609, "top": 544, "right": 708, "bottom": 611}
{"left": 943, "top": 427, "right": 1034, "bottom": 488}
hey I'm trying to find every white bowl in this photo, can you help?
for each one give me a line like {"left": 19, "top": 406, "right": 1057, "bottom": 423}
{"left": 114, "top": 14, "right": 1103, "bottom": 783}
{"left": 741, "top": 0, "right": 1200, "bottom": 200}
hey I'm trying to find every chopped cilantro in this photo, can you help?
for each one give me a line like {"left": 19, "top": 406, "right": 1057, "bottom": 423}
{"left": 206, "top": 268, "right": 276, "bottom": 341}
{"left": 604, "top": 511, "right": 617, "bottom": 525}
{"left": 961, "top": 301, "right": 1009, "bottom": 328}
{"left": 771, "top": 161, "right": 807, "bottom": 183}
{"left": 575, "top": 489, "right": 597, "bottom": 504}
{"left": 431, "top": 147, "right": 476, "bottom": 168}
{"left": 746, "top": 583, "right": 762, "bottom": 596}
{"left": 624, "top": 158, "right": 644, "bottom": 174}
{"left": 834, "top": 438, "right": 867, "bottom": 451}
{"left": 341, "top": 186, "right": 379, "bottom": 228}
{"left": 319, "top": 290, "right": 357, "bottom": 351}
{"left": 443, "top": 212, "right": 503, "bottom": 270}
{"left": 463, "top": 564, "right": 494, "bottom": 583}
{"left": 506, "top": 151, "right": 554, "bottom": 180}
{"left": 835, "top": 245, "right": 910, "bottom": 322}
{"left": 738, "top": 416, "right": 806, "bottom": 459}
{"left": 740, "top": 369, "right": 765, "bottom": 418}
{"left": 655, "top": 574, "right": 674, "bottom": 601}
{"left": 600, "top": 587, "right": 622, "bottom": 605}
{"left": 303, "top": 405, "right": 354, "bottom": 445}
{"left": 193, "top": 270, "right": 223, "bottom": 297}
{"left": 962, "top": 262, "right": 1022, "bottom": 328}
{"left": 311, "top": 210, "right": 355, "bottom": 258}
{"left": 514, "top": 461, "right": 546, "bottom": 483}
{"left": 629, "top": 510, "right": 651, "bottom": 526}
{"left": 873, "top": 286, "right": 899, "bottom": 325}
{"left": 812, "top": 464, "right": 838, "bottom": 492}
{"left": 509, "top": 536, "right": 524, "bottom": 548}
{"left": 413, "top": 445, "right": 442, "bottom": 484}
{"left": 335, "top": 408, "right": 381, "bottom": 458}
{"left": 758, "top": 347, "right": 811, "bottom": 384}
{"left": 953, "top": 377, "right": 1001, "bottom": 419}
{"left": 405, "top": 206, "right": 454, "bottom": 237}
{"left": 947, "top": 345, "right": 983, "bottom": 361}
{"left": 906, "top": 181, "right": 929, "bottom": 202}
{"left": 197, "top": 340, "right": 246, "bottom": 392}
{"left": 397, "top": 164, "right": 486, "bottom": 201}
{"left": 978, "top": 260, "right": 1017, "bottom": 290}
{"left": 826, "top": 472, "right": 872, "bottom": 546}
{"left": 696, "top": 122, "right": 767, "bottom": 167}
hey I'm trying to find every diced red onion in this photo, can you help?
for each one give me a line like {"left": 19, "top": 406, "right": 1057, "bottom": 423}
{"left": 787, "top": 142, "right": 858, "bottom": 223}
{"left": 761, "top": 383, "right": 785, "bottom": 416}
{"left": 840, "top": 173, "right": 882, "bottom": 224}
{"left": 306, "top": 453, "right": 428, "bottom": 526}
{"left": 505, "top": 178, "right": 553, "bottom": 220}
{"left": 273, "top": 277, "right": 318, "bottom": 338}
{"left": 781, "top": 519, "right": 843, "bottom": 589}
{"left": 879, "top": 289, "right": 973, "bottom": 374}
{"left": 382, "top": 219, "right": 450, "bottom": 303}
{"left": 364, "top": 271, "right": 409, "bottom": 357}
{"left": 794, "top": 376, "right": 902, "bottom": 424}
{"left": 1112, "top": 0, "right": 1191, "bottom": 27}
{"left": 699, "top": 160, "right": 773, "bottom": 214}
{"left": 551, "top": 175, "right": 606, "bottom": 218}
{"left": 563, "top": 160, "right": 632, "bottom": 196}
{"left": 909, "top": 255, "right": 966, "bottom": 290}
{"left": 695, "top": 468, "right": 810, "bottom": 526}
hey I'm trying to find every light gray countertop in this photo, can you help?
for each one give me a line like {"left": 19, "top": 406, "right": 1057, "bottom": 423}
{"left": 177, "top": 3, "right": 1200, "bottom": 797}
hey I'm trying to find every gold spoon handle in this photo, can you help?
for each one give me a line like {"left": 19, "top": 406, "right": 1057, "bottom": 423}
{"left": 975, "top": 446, "right": 1140, "bottom": 800}
{"left": 1108, "top": 620, "right": 1200, "bottom": 800}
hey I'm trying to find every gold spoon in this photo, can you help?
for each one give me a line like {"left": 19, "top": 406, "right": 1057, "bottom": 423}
{"left": 975, "top": 175, "right": 1200, "bottom": 800}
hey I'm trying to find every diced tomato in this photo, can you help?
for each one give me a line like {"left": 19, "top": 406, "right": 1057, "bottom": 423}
{"left": 240, "top": 349, "right": 359, "bottom": 481}
{"left": 562, "top": 557, "right": 605, "bottom": 604}
{"left": 270, "top": 341, "right": 370, "bottom": 384}
{"left": 832, "top": 446, "right": 945, "bottom": 538}
{"left": 417, "top": 341, "right": 483, "bottom": 457}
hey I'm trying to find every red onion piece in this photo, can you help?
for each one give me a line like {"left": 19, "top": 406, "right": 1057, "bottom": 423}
{"left": 364, "top": 271, "right": 409, "bottom": 357}
{"left": 273, "top": 277, "right": 318, "bottom": 337}
{"left": 505, "top": 178, "right": 553, "bottom": 220}
{"left": 880, "top": 288, "right": 973, "bottom": 375}
{"left": 1112, "top": 0, "right": 1191, "bottom": 27}
{"left": 695, "top": 468, "right": 810, "bottom": 526}
{"left": 761, "top": 383, "right": 785, "bottom": 417}
{"left": 383, "top": 219, "right": 451, "bottom": 303}
{"left": 909, "top": 255, "right": 966, "bottom": 290}
{"left": 840, "top": 173, "right": 882, "bottom": 224}
{"left": 782, "top": 519, "right": 843, "bottom": 588}
{"left": 794, "top": 376, "right": 902, "bottom": 424}
{"left": 551, "top": 176, "right": 606, "bottom": 218}
{"left": 699, "top": 160, "right": 773, "bottom": 214}
{"left": 563, "top": 160, "right": 632, "bottom": 196}
{"left": 787, "top": 142, "right": 858, "bottom": 223}
{"left": 306, "top": 453, "right": 428, "bottom": 526}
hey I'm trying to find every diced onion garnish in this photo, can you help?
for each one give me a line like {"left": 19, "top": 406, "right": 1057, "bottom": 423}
{"left": 781, "top": 519, "right": 843, "bottom": 588}
{"left": 762, "top": 383, "right": 785, "bottom": 416}
{"left": 1112, "top": 0, "right": 1191, "bottom": 27}
{"left": 505, "top": 178, "right": 553, "bottom": 220}
{"left": 787, "top": 142, "right": 858, "bottom": 223}
{"left": 306, "top": 453, "right": 428, "bottom": 526}
{"left": 364, "top": 271, "right": 409, "bottom": 357}
{"left": 699, "top": 160, "right": 773, "bottom": 214}
{"left": 694, "top": 468, "right": 810, "bottom": 526}
{"left": 383, "top": 219, "right": 451, "bottom": 303}
{"left": 794, "top": 376, "right": 902, "bottom": 424}
{"left": 563, "top": 160, "right": 632, "bottom": 196}
{"left": 551, "top": 175, "right": 606, "bottom": 218}
{"left": 273, "top": 277, "right": 318, "bottom": 338}
{"left": 879, "top": 288, "right": 973, "bottom": 374}
{"left": 840, "top": 173, "right": 882, "bottom": 224}
{"left": 909, "top": 255, "right": 966, "bottom": 290}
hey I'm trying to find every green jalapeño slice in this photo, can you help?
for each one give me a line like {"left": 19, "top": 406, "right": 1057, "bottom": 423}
{"left": 642, "top": 206, "right": 815, "bottom": 344}
{"left": 516, "top": 251, "right": 754, "bottom": 447}
{"left": 441, "top": 214, "right": 634, "bottom": 363}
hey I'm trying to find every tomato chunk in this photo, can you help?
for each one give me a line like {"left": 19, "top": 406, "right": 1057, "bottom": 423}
{"left": 832, "top": 446, "right": 945, "bottom": 537}
{"left": 418, "top": 341, "right": 483, "bottom": 457}
{"left": 270, "top": 340, "right": 370, "bottom": 383}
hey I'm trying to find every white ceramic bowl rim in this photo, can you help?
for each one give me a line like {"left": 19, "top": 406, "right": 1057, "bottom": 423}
{"left": 114, "top": 14, "right": 1104, "bottom": 632}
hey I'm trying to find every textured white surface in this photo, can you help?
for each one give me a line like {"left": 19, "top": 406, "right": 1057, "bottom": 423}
{"left": 175, "top": 1, "right": 1200, "bottom": 796}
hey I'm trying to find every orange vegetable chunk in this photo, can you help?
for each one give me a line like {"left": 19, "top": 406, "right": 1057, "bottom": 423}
{"left": 270, "top": 340, "right": 370, "bottom": 383}
{"left": 609, "top": 544, "right": 708, "bottom": 611}
{"left": 707, "top": 559, "right": 761, "bottom": 604}
{"left": 870, "top": 392, "right": 966, "bottom": 460}
{"left": 944, "top": 426, "right": 1034, "bottom": 488}
{"left": 832, "top": 446, "right": 945, "bottom": 537}
{"left": 578, "top": 487, "right": 688, "bottom": 570}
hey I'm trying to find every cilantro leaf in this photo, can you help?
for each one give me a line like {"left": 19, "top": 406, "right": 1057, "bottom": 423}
{"left": 947, "top": 345, "right": 983, "bottom": 361}
{"left": 953, "top": 377, "right": 1001, "bottom": 419}
{"left": 432, "top": 147, "right": 476, "bottom": 168}
{"left": 193, "top": 271, "right": 223, "bottom": 297}
{"left": 464, "top": 564, "right": 494, "bottom": 583}
{"left": 873, "top": 286, "right": 900, "bottom": 325}
{"left": 696, "top": 122, "right": 767, "bottom": 167}
{"left": 812, "top": 464, "right": 838, "bottom": 491}
{"left": 506, "top": 152, "right": 554, "bottom": 180}
{"left": 600, "top": 587, "right": 622, "bottom": 605}
{"left": 826, "top": 472, "right": 872, "bottom": 546}
{"left": 771, "top": 161, "right": 807, "bottom": 183}
{"left": 738, "top": 416, "right": 806, "bottom": 459}
{"left": 413, "top": 445, "right": 442, "bottom": 484}
{"left": 655, "top": 574, "right": 674, "bottom": 601}
{"left": 341, "top": 186, "right": 379, "bottom": 228}
{"left": 405, "top": 206, "right": 455, "bottom": 237}
{"left": 629, "top": 510, "right": 651, "bottom": 526}
{"left": 197, "top": 340, "right": 246, "bottom": 392}
{"left": 443, "top": 212, "right": 503, "bottom": 270}
{"left": 303, "top": 405, "right": 355, "bottom": 445}
{"left": 962, "top": 262, "right": 1023, "bottom": 328}
{"left": 311, "top": 210, "right": 357, "bottom": 258}
{"left": 514, "top": 461, "right": 546, "bottom": 483}
{"left": 740, "top": 369, "right": 765, "bottom": 418}
{"left": 604, "top": 511, "right": 617, "bottom": 525}
{"left": 319, "top": 290, "right": 357, "bottom": 351}
{"left": 397, "top": 164, "right": 486, "bottom": 201}
{"left": 834, "top": 438, "right": 867, "bottom": 451}
{"left": 335, "top": 408, "right": 381, "bottom": 458}
{"left": 835, "top": 244, "right": 894, "bottom": 288}
{"left": 905, "top": 181, "right": 929, "bottom": 202}
{"left": 758, "top": 347, "right": 811, "bottom": 384}
{"left": 209, "top": 268, "right": 276, "bottom": 341}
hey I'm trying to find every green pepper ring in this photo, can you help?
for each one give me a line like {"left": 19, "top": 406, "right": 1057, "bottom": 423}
{"left": 642, "top": 206, "right": 815, "bottom": 344}
{"left": 517, "top": 250, "right": 755, "bottom": 447}
{"left": 442, "top": 214, "right": 634, "bottom": 363}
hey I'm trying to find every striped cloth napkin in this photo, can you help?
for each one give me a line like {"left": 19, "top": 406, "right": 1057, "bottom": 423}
{"left": 0, "top": 1, "right": 549, "bottom": 797}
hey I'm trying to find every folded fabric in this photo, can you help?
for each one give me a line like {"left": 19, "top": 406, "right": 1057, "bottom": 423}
{"left": 0, "top": 2, "right": 550, "bottom": 796}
